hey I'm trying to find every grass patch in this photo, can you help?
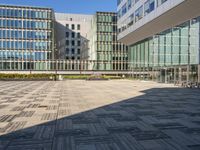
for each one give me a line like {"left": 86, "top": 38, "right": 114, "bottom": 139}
{"left": 63, "top": 75, "right": 90, "bottom": 79}
{"left": 63, "top": 75, "right": 123, "bottom": 80}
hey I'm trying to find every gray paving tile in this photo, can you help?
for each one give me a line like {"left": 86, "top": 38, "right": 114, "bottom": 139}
{"left": 0, "top": 80, "right": 199, "bottom": 150}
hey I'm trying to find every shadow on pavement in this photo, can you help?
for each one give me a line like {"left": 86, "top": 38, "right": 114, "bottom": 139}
{"left": 0, "top": 87, "right": 200, "bottom": 150}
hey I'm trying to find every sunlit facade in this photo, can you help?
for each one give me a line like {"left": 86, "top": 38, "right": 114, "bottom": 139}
{"left": 118, "top": 0, "right": 200, "bottom": 83}
{"left": 89, "top": 12, "right": 128, "bottom": 70}
{"left": 129, "top": 18, "right": 200, "bottom": 83}
{"left": 0, "top": 5, "right": 55, "bottom": 70}
{"left": 0, "top": 4, "right": 128, "bottom": 71}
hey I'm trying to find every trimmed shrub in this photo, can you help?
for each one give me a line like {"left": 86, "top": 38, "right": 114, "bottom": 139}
{"left": 0, "top": 73, "right": 53, "bottom": 79}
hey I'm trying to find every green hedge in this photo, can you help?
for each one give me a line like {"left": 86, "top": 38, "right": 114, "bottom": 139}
{"left": 0, "top": 73, "right": 53, "bottom": 79}
{"left": 63, "top": 75, "right": 90, "bottom": 79}
{"left": 102, "top": 75, "right": 122, "bottom": 79}
{"left": 63, "top": 75, "right": 122, "bottom": 80}
{"left": 0, "top": 74, "right": 124, "bottom": 80}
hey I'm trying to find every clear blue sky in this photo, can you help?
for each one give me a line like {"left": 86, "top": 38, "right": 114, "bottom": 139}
{"left": 0, "top": 0, "right": 117, "bottom": 14}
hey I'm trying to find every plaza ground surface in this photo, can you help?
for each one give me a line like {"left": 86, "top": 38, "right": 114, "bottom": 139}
{"left": 0, "top": 80, "right": 200, "bottom": 150}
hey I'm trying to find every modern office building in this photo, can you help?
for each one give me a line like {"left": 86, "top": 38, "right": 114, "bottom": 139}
{"left": 54, "top": 12, "right": 128, "bottom": 71}
{"left": 0, "top": 4, "right": 55, "bottom": 70}
{"left": 89, "top": 12, "right": 128, "bottom": 70}
{"left": 0, "top": 4, "right": 128, "bottom": 72}
{"left": 117, "top": 0, "right": 200, "bottom": 83}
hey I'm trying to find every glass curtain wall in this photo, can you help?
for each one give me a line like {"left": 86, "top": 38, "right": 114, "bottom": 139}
{"left": 129, "top": 17, "right": 200, "bottom": 82}
{"left": 96, "top": 12, "right": 128, "bottom": 70}
{"left": 0, "top": 5, "right": 54, "bottom": 70}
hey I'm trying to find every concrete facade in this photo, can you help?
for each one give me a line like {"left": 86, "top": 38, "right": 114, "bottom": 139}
{"left": 55, "top": 13, "right": 93, "bottom": 60}
{"left": 117, "top": 0, "right": 200, "bottom": 45}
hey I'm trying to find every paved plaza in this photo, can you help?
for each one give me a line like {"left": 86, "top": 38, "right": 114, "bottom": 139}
{"left": 0, "top": 80, "right": 200, "bottom": 150}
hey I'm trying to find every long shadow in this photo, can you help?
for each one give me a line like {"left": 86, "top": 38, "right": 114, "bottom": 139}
{"left": 0, "top": 87, "right": 200, "bottom": 150}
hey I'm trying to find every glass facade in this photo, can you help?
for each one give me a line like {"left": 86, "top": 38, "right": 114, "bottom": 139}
{"left": 94, "top": 12, "right": 128, "bottom": 70}
{"left": 0, "top": 5, "right": 54, "bottom": 70}
{"left": 129, "top": 17, "right": 200, "bottom": 82}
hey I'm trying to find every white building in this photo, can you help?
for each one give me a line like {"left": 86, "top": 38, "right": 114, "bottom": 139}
{"left": 117, "top": 0, "right": 200, "bottom": 45}
{"left": 55, "top": 13, "right": 93, "bottom": 60}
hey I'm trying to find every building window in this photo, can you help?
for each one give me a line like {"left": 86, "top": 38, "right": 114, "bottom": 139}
{"left": 113, "top": 35, "right": 116, "bottom": 41}
{"left": 122, "top": 3, "right": 127, "bottom": 16}
{"left": 126, "top": 46, "right": 128, "bottom": 51}
{"left": 157, "top": 0, "right": 167, "bottom": 7}
{"left": 77, "top": 41, "right": 81, "bottom": 46}
{"left": 66, "top": 40, "right": 69, "bottom": 46}
{"left": 72, "top": 48, "right": 75, "bottom": 54}
{"left": 128, "top": 13, "right": 134, "bottom": 27}
{"left": 113, "top": 25, "right": 117, "bottom": 32}
{"left": 77, "top": 49, "right": 80, "bottom": 54}
{"left": 128, "top": 0, "right": 132, "bottom": 10}
{"left": 66, "top": 48, "right": 69, "bottom": 54}
{"left": 71, "top": 40, "right": 75, "bottom": 46}
{"left": 71, "top": 24, "right": 75, "bottom": 30}
{"left": 135, "top": 6, "right": 143, "bottom": 22}
{"left": 66, "top": 24, "right": 69, "bottom": 28}
{"left": 144, "top": 0, "right": 155, "bottom": 16}
{"left": 77, "top": 24, "right": 80, "bottom": 30}
{"left": 66, "top": 32, "right": 69, "bottom": 38}
{"left": 117, "top": 10, "right": 121, "bottom": 19}
{"left": 77, "top": 32, "right": 81, "bottom": 38}
{"left": 71, "top": 32, "right": 75, "bottom": 38}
